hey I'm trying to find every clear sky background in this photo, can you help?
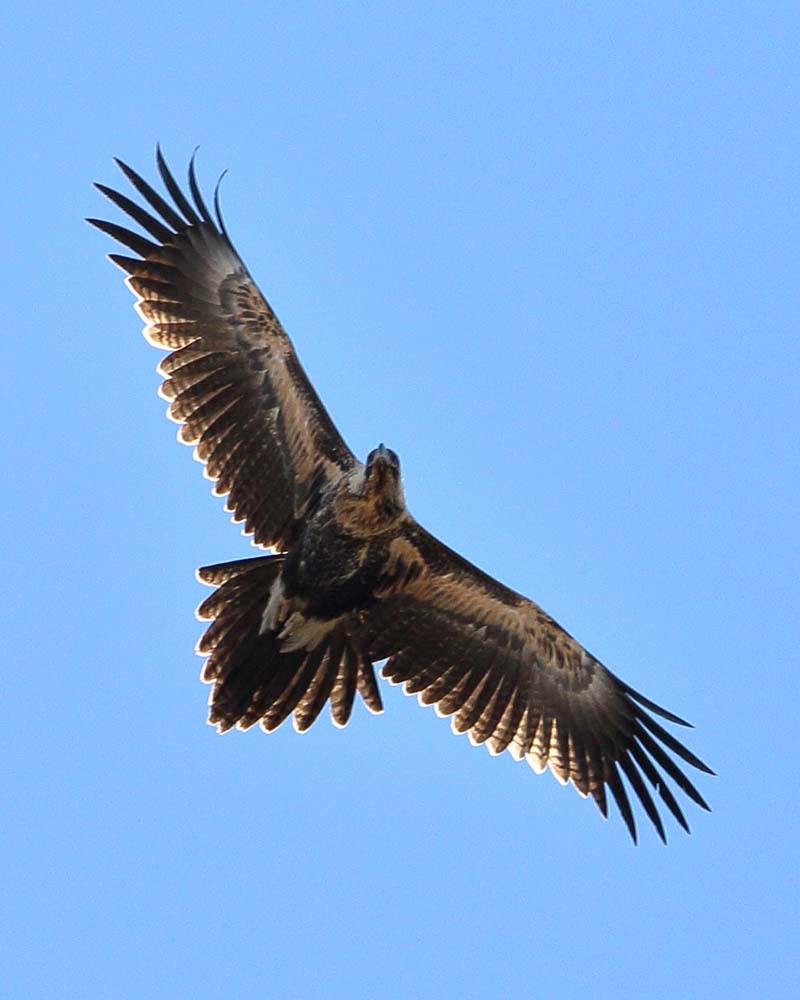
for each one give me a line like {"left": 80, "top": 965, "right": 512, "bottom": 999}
{"left": 2, "top": 4, "right": 797, "bottom": 998}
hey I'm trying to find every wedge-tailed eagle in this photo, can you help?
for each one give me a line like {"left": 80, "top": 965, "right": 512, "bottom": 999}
{"left": 89, "top": 150, "right": 712, "bottom": 842}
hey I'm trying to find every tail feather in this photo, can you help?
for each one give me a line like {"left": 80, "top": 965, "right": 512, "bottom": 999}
{"left": 195, "top": 555, "right": 384, "bottom": 733}
{"left": 197, "top": 556, "right": 284, "bottom": 683}
{"left": 237, "top": 635, "right": 315, "bottom": 731}
{"left": 261, "top": 642, "right": 328, "bottom": 732}
{"left": 294, "top": 627, "right": 346, "bottom": 732}
{"left": 357, "top": 657, "right": 385, "bottom": 715}
{"left": 197, "top": 583, "right": 273, "bottom": 656}
{"left": 196, "top": 555, "right": 282, "bottom": 586}
{"left": 330, "top": 643, "right": 359, "bottom": 728}
{"left": 209, "top": 630, "right": 305, "bottom": 732}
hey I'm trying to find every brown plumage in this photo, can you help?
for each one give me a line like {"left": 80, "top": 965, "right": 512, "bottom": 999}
{"left": 90, "top": 149, "right": 712, "bottom": 843}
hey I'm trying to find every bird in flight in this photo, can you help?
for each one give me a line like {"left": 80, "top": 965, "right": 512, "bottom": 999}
{"left": 90, "top": 149, "right": 712, "bottom": 843}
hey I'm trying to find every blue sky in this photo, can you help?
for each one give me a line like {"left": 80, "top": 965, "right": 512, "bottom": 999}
{"left": 3, "top": 3, "right": 798, "bottom": 997}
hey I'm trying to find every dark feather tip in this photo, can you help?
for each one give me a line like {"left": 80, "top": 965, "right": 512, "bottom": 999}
{"left": 214, "top": 170, "right": 229, "bottom": 236}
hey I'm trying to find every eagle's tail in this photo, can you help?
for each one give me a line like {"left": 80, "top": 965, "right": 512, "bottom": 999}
{"left": 195, "top": 555, "right": 384, "bottom": 733}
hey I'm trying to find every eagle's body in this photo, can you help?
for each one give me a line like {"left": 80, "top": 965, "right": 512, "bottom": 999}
{"left": 90, "top": 150, "right": 712, "bottom": 842}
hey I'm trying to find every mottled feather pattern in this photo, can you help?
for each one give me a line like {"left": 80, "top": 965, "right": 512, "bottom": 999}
{"left": 92, "top": 151, "right": 711, "bottom": 843}
{"left": 89, "top": 150, "right": 354, "bottom": 550}
{"left": 359, "top": 526, "right": 712, "bottom": 842}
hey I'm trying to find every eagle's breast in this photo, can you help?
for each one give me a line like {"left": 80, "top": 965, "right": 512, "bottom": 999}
{"left": 283, "top": 491, "right": 393, "bottom": 619}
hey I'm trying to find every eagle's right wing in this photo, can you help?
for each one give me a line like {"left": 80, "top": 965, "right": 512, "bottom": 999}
{"left": 89, "top": 150, "right": 356, "bottom": 550}
{"left": 360, "top": 520, "right": 712, "bottom": 843}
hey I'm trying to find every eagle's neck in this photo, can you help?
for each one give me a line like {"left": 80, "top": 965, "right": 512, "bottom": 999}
{"left": 333, "top": 465, "right": 406, "bottom": 537}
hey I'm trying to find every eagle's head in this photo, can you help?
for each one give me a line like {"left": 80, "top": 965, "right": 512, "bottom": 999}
{"left": 366, "top": 443, "right": 400, "bottom": 483}
{"left": 337, "top": 444, "right": 406, "bottom": 533}
{"left": 363, "top": 443, "right": 405, "bottom": 519}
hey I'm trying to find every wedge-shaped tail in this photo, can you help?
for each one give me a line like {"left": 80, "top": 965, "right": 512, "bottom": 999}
{"left": 196, "top": 555, "right": 383, "bottom": 732}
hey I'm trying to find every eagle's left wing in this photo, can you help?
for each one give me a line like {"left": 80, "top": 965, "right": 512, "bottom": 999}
{"left": 360, "top": 521, "right": 712, "bottom": 843}
{"left": 89, "top": 150, "right": 356, "bottom": 550}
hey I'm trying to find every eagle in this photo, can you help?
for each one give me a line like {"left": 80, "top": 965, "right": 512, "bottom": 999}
{"left": 90, "top": 150, "right": 712, "bottom": 843}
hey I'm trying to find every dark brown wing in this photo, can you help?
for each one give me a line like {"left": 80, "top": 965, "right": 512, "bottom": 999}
{"left": 360, "top": 521, "right": 712, "bottom": 843}
{"left": 89, "top": 149, "right": 355, "bottom": 549}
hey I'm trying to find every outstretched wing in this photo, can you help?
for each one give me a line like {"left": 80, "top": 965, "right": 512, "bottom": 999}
{"left": 89, "top": 149, "right": 355, "bottom": 549}
{"left": 361, "top": 521, "right": 712, "bottom": 843}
